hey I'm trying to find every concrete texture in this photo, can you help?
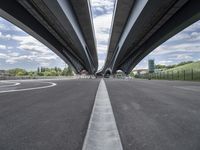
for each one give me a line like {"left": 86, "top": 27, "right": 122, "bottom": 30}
{"left": 82, "top": 79, "right": 123, "bottom": 150}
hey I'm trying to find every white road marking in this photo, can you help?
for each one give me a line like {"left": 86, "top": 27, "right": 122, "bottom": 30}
{"left": 0, "top": 82, "right": 56, "bottom": 94}
{"left": 0, "top": 81, "right": 21, "bottom": 88}
{"left": 82, "top": 79, "right": 123, "bottom": 150}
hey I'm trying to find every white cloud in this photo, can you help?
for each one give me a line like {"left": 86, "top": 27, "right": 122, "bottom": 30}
{"left": 0, "top": 44, "right": 6, "bottom": 49}
{"left": 9, "top": 52, "right": 20, "bottom": 57}
{"left": 0, "top": 53, "right": 8, "bottom": 59}
{"left": 0, "top": 32, "right": 12, "bottom": 40}
{"left": 0, "top": 33, "right": 60, "bottom": 66}
{"left": 0, "top": 18, "right": 24, "bottom": 32}
{"left": 134, "top": 62, "right": 148, "bottom": 69}
{"left": 93, "top": 13, "right": 113, "bottom": 31}
{"left": 5, "top": 55, "right": 32, "bottom": 64}
{"left": 98, "top": 60, "right": 105, "bottom": 69}
{"left": 0, "top": 23, "right": 10, "bottom": 31}
{"left": 11, "top": 35, "right": 52, "bottom": 54}
{"left": 0, "top": 51, "right": 57, "bottom": 66}
{"left": 171, "top": 32, "right": 191, "bottom": 41}
{"left": 176, "top": 54, "right": 193, "bottom": 60}
{"left": 91, "top": 0, "right": 114, "bottom": 7}
{"left": 0, "top": 17, "right": 66, "bottom": 69}
{"left": 157, "top": 60, "right": 173, "bottom": 65}
{"left": 7, "top": 46, "right": 13, "bottom": 49}
{"left": 18, "top": 44, "right": 50, "bottom": 54}
{"left": 97, "top": 45, "right": 108, "bottom": 54}
{"left": 151, "top": 42, "right": 200, "bottom": 56}
{"left": 169, "top": 54, "right": 193, "bottom": 60}
{"left": 91, "top": 0, "right": 114, "bottom": 17}
{"left": 91, "top": 2, "right": 114, "bottom": 69}
{"left": 171, "top": 31, "right": 200, "bottom": 42}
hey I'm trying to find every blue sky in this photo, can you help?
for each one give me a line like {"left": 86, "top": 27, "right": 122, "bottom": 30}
{"left": 0, "top": 17, "right": 66, "bottom": 71}
{"left": 90, "top": 0, "right": 115, "bottom": 69}
{"left": 135, "top": 20, "right": 200, "bottom": 69}
{"left": 0, "top": 0, "right": 200, "bottom": 71}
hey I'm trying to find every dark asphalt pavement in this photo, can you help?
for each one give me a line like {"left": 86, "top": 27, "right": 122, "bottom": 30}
{"left": 105, "top": 79, "right": 200, "bottom": 150}
{"left": 0, "top": 79, "right": 100, "bottom": 150}
{"left": 1, "top": 78, "right": 200, "bottom": 150}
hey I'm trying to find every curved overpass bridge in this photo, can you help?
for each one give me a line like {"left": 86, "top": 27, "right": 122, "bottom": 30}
{"left": 102, "top": 0, "right": 200, "bottom": 75}
{"left": 0, "top": 0, "right": 200, "bottom": 76}
{"left": 0, "top": 0, "right": 98, "bottom": 74}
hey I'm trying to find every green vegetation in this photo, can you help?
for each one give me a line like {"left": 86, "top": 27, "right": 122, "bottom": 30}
{"left": 8, "top": 68, "right": 28, "bottom": 76}
{"left": 135, "top": 61, "right": 200, "bottom": 81}
{"left": 5, "top": 66, "right": 73, "bottom": 77}
{"left": 165, "top": 61, "right": 200, "bottom": 72}
{"left": 129, "top": 71, "right": 135, "bottom": 78}
{"left": 155, "top": 61, "right": 194, "bottom": 70}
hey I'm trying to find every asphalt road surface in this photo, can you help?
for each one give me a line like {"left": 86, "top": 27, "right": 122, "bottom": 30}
{"left": 105, "top": 79, "right": 200, "bottom": 150}
{"left": 1, "top": 78, "right": 200, "bottom": 150}
{"left": 0, "top": 79, "right": 100, "bottom": 150}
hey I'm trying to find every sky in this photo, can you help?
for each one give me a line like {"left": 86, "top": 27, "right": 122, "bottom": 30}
{"left": 0, "top": 17, "right": 66, "bottom": 71}
{"left": 0, "top": 0, "right": 200, "bottom": 71}
{"left": 90, "top": 0, "right": 115, "bottom": 69}
{"left": 135, "top": 20, "right": 200, "bottom": 69}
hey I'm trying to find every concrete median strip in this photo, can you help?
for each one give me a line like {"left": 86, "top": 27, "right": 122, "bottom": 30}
{"left": 82, "top": 79, "right": 123, "bottom": 150}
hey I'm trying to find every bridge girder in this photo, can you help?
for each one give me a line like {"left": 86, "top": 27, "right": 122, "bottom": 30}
{"left": 0, "top": 0, "right": 98, "bottom": 74}
{"left": 103, "top": 0, "right": 200, "bottom": 74}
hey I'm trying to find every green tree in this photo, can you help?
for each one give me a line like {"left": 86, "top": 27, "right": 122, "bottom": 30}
{"left": 28, "top": 71, "right": 35, "bottom": 77}
{"left": 155, "top": 64, "right": 166, "bottom": 69}
{"left": 62, "top": 67, "right": 68, "bottom": 76}
{"left": 44, "top": 71, "right": 51, "bottom": 76}
{"left": 129, "top": 71, "right": 135, "bottom": 78}
{"left": 41, "top": 67, "right": 45, "bottom": 72}
{"left": 37, "top": 67, "right": 40, "bottom": 74}
{"left": 16, "top": 71, "right": 25, "bottom": 76}
{"left": 8, "top": 68, "right": 28, "bottom": 76}
{"left": 67, "top": 66, "right": 73, "bottom": 76}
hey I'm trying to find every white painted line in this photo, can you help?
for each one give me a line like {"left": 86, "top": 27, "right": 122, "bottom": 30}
{"left": 0, "top": 82, "right": 56, "bottom": 94}
{"left": 82, "top": 79, "right": 123, "bottom": 150}
{"left": 0, "top": 81, "right": 21, "bottom": 88}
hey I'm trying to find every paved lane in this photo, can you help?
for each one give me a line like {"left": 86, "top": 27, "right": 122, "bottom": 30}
{"left": 105, "top": 79, "right": 200, "bottom": 150}
{"left": 0, "top": 79, "right": 100, "bottom": 150}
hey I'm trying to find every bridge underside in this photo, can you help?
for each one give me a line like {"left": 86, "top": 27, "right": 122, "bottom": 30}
{"left": 0, "top": 0, "right": 98, "bottom": 74}
{"left": 103, "top": 0, "right": 200, "bottom": 75}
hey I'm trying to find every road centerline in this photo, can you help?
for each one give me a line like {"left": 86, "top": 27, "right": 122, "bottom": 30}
{"left": 82, "top": 79, "right": 123, "bottom": 150}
